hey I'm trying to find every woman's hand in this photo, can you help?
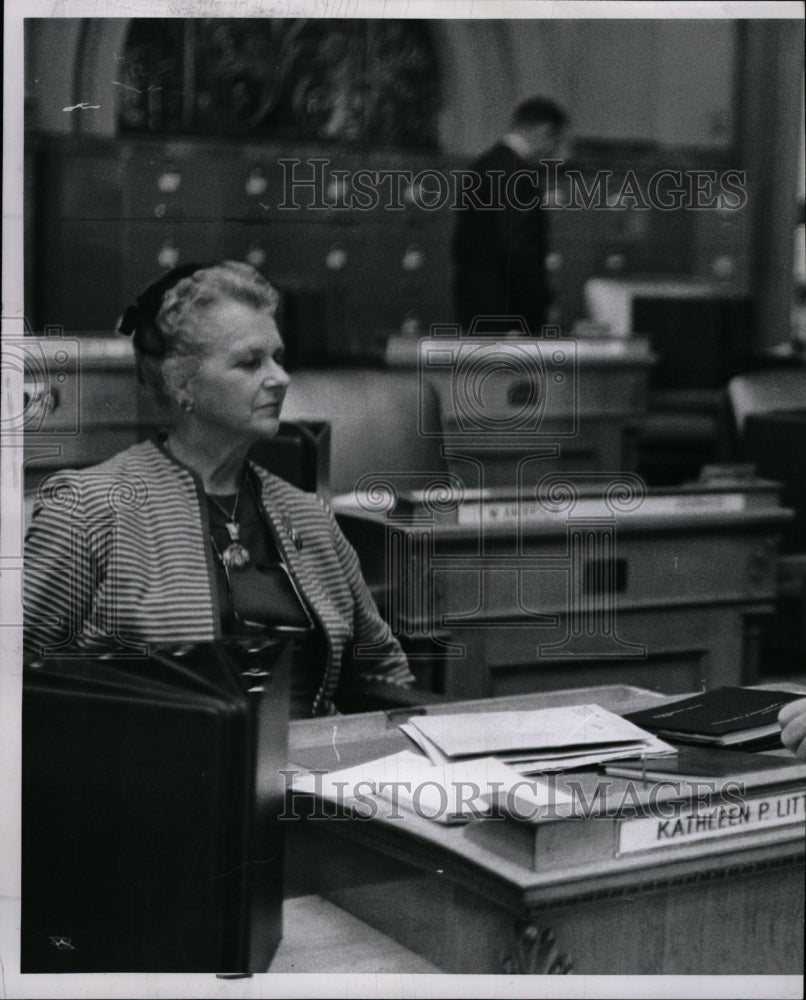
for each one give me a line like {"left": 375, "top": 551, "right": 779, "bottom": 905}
{"left": 778, "top": 698, "right": 806, "bottom": 760}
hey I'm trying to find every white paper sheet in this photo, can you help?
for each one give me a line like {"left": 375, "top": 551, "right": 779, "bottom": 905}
{"left": 409, "top": 703, "right": 662, "bottom": 758}
{"left": 292, "top": 749, "right": 572, "bottom": 824}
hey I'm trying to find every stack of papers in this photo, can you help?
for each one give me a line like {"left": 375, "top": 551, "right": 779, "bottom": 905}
{"left": 291, "top": 705, "right": 673, "bottom": 828}
{"left": 400, "top": 703, "right": 674, "bottom": 774}
{"left": 291, "top": 749, "right": 573, "bottom": 825}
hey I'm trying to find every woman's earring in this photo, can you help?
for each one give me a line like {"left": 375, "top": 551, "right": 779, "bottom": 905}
{"left": 179, "top": 398, "right": 194, "bottom": 413}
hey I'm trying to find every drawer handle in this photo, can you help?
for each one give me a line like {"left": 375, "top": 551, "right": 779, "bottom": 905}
{"left": 24, "top": 386, "right": 59, "bottom": 414}
{"left": 401, "top": 313, "right": 423, "bottom": 336}
{"left": 246, "top": 245, "right": 267, "bottom": 268}
{"left": 604, "top": 252, "right": 626, "bottom": 272}
{"left": 325, "top": 245, "right": 348, "bottom": 271}
{"left": 157, "top": 168, "right": 182, "bottom": 194}
{"left": 712, "top": 255, "right": 735, "bottom": 278}
{"left": 401, "top": 245, "right": 424, "bottom": 271}
{"left": 245, "top": 169, "right": 268, "bottom": 197}
{"left": 157, "top": 243, "right": 180, "bottom": 268}
{"left": 326, "top": 177, "right": 349, "bottom": 204}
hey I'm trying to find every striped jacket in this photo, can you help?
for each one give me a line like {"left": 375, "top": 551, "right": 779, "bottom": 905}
{"left": 23, "top": 440, "right": 413, "bottom": 714}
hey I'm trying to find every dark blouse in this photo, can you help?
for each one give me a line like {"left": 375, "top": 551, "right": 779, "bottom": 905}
{"left": 206, "top": 469, "right": 326, "bottom": 717}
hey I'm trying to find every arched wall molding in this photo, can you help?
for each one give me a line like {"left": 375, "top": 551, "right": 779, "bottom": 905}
{"left": 74, "top": 19, "right": 131, "bottom": 137}
{"left": 30, "top": 17, "right": 519, "bottom": 156}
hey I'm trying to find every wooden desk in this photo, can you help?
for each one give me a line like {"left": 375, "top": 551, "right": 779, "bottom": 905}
{"left": 388, "top": 335, "right": 656, "bottom": 484}
{"left": 285, "top": 685, "right": 805, "bottom": 975}
{"left": 335, "top": 484, "right": 791, "bottom": 699}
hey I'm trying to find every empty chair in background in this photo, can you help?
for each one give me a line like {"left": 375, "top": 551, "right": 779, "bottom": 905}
{"left": 726, "top": 367, "right": 806, "bottom": 436}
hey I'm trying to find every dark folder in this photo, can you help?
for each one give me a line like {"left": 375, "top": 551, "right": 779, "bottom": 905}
{"left": 21, "top": 640, "right": 292, "bottom": 973}
{"left": 625, "top": 687, "right": 801, "bottom": 750}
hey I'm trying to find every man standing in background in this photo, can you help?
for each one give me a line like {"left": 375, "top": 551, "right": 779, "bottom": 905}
{"left": 452, "top": 97, "right": 568, "bottom": 334}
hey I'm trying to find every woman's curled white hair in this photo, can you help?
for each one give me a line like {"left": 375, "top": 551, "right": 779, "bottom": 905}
{"left": 135, "top": 260, "right": 280, "bottom": 410}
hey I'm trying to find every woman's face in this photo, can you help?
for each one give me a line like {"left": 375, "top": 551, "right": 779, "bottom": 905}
{"left": 183, "top": 298, "right": 290, "bottom": 441}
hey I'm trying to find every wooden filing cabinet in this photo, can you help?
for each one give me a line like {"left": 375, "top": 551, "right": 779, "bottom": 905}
{"left": 28, "top": 136, "right": 454, "bottom": 360}
{"left": 28, "top": 135, "right": 755, "bottom": 350}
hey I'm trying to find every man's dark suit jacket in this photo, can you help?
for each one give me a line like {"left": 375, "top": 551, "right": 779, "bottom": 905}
{"left": 451, "top": 142, "right": 552, "bottom": 334}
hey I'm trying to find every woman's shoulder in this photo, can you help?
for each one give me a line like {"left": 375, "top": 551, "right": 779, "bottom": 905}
{"left": 32, "top": 441, "right": 180, "bottom": 510}
{"left": 249, "top": 464, "right": 329, "bottom": 516}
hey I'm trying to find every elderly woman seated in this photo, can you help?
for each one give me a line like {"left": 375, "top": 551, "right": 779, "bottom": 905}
{"left": 23, "top": 261, "right": 414, "bottom": 717}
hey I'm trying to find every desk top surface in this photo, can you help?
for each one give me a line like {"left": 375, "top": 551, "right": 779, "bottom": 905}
{"left": 331, "top": 473, "right": 793, "bottom": 541}
{"left": 288, "top": 684, "right": 806, "bottom": 909}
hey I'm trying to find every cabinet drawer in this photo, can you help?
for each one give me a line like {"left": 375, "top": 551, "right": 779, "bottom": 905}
{"left": 120, "top": 220, "right": 222, "bottom": 301}
{"left": 41, "top": 146, "right": 124, "bottom": 220}
{"left": 122, "top": 143, "right": 229, "bottom": 220}
{"left": 39, "top": 221, "right": 124, "bottom": 331}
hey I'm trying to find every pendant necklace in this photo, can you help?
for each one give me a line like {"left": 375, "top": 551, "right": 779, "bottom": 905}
{"left": 208, "top": 471, "right": 251, "bottom": 570}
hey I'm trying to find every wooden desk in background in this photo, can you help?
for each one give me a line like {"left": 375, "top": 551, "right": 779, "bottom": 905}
{"left": 334, "top": 482, "right": 791, "bottom": 700}
{"left": 285, "top": 684, "right": 805, "bottom": 975}
{"left": 20, "top": 334, "right": 655, "bottom": 495}
{"left": 388, "top": 334, "right": 656, "bottom": 483}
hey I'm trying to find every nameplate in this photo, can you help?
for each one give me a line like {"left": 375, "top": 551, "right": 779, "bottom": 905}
{"left": 457, "top": 492, "right": 747, "bottom": 527}
{"left": 618, "top": 788, "right": 806, "bottom": 855}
